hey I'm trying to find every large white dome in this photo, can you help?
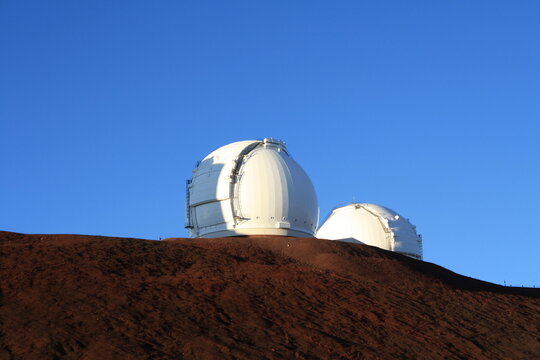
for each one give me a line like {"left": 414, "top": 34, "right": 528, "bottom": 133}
{"left": 186, "top": 138, "right": 319, "bottom": 238}
{"left": 316, "top": 203, "right": 423, "bottom": 259}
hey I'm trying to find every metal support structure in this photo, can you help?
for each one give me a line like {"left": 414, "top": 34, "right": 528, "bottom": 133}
{"left": 184, "top": 179, "right": 193, "bottom": 229}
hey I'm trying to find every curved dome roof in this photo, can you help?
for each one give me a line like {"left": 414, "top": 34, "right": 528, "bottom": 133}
{"left": 316, "top": 203, "right": 423, "bottom": 259}
{"left": 186, "top": 138, "right": 319, "bottom": 238}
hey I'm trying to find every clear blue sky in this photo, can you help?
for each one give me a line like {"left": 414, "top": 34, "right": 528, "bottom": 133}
{"left": 1, "top": 1, "right": 539, "bottom": 286}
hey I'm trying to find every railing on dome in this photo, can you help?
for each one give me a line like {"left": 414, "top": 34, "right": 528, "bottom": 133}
{"left": 228, "top": 141, "right": 263, "bottom": 225}
{"left": 185, "top": 179, "right": 193, "bottom": 229}
{"left": 418, "top": 233, "right": 423, "bottom": 258}
{"left": 262, "top": 138, "right": 288, "bottom": 154}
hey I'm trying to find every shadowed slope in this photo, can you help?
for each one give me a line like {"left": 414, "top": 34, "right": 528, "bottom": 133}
{"left": 1, "top": 231, "right": 539, "bottom": 359}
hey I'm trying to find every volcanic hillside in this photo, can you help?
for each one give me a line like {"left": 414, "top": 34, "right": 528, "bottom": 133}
{"left": 1, "top": 231, "right": 539, "bottom": 359}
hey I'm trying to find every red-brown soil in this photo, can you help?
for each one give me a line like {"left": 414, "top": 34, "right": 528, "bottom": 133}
{"left": 1, "top": 231, "right": 539, "bottom": 359}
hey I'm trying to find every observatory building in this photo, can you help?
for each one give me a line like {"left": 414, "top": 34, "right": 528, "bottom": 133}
{"left": 316, "top": 204, "right": 423, "bottom": 259}
{"left": 185, "top": 138, "right": 319, "bottom": 238}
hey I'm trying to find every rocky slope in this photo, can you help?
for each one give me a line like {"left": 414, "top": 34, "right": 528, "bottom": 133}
{"left": 1, "top": 231, "right": 539, "bottom": 359}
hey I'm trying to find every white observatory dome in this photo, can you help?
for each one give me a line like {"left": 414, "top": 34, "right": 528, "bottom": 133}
{"left": 316, "top": 204, "right": 423, "bottom": 259}
{"left": 185, "top": 138, "right": 319, "bottom": 238}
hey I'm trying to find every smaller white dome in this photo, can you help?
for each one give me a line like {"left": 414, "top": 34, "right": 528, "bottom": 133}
{"left": 316, "top": 203, "right": 423, "bottom": 260}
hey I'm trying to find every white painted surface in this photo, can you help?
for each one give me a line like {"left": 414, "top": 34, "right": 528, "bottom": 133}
{"left": 316, "top": 203, "right": 423, "bottom": 259}
{"left": 186, "top": 139, "right": 319, "bottom": 238}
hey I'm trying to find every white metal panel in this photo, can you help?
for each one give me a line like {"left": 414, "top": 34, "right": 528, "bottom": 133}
{"left": 316, "top": 205, "right": 391, "bottom": 250}
{"left": 362, "top": 204, "right": 422, "bottom": 258}
{"left": 284, "top": 153, "right": 319, "bottom": 233}
{"left": 190, "top": 141, "right": 259, "bottom": 205}
{"left": 234, "top": 145, "right": 318, "bottom": 236}
{"left": 201, "top": 140, "right": 257, "bottom": 163}
{"left": 189, "top": 166, "right": 222, "bottom": 205}
{"left": 193, "top": 200, "right": 233, "bottom": 227}
{"left": 237, "top": 147, "right": 288, "bottom": 224}
{"left": 187, "top": 140, "right": 259, "bottom": 237}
